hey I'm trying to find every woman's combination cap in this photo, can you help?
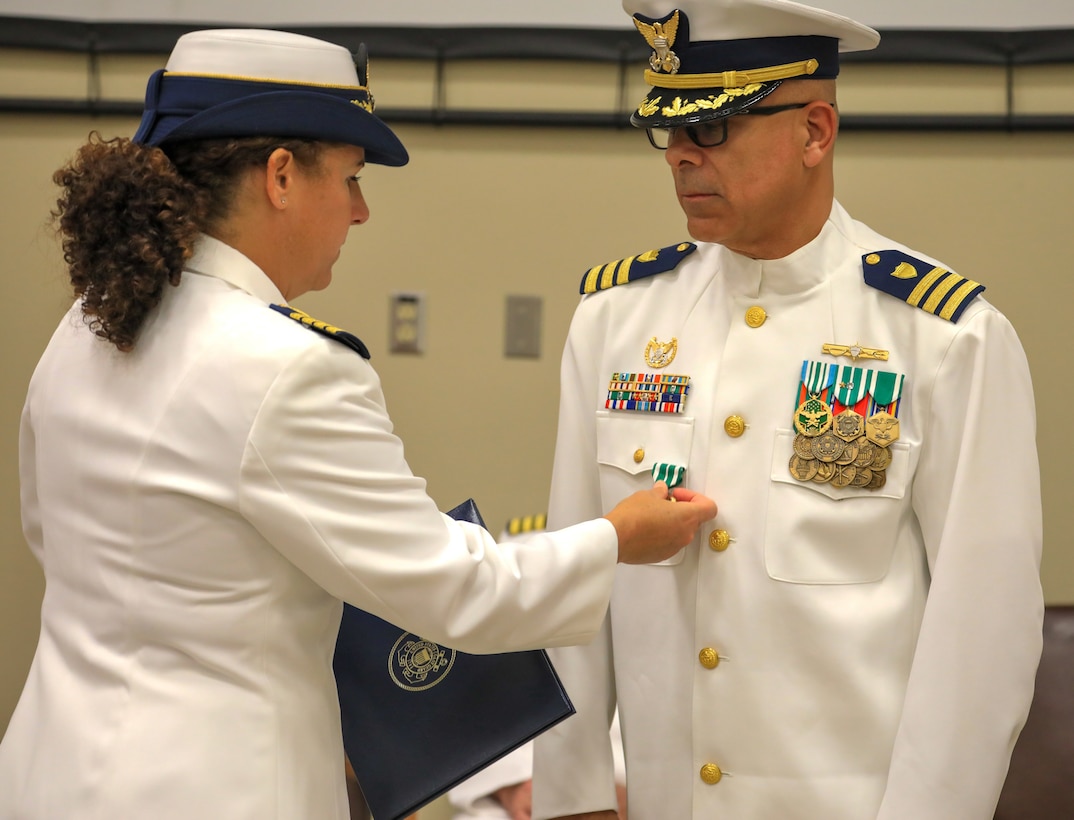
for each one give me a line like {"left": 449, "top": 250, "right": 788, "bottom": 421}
{"left": 132, "top": 28, "right": 408, "bottom": 166}
{"left": 624, "top": 0, "right": 879, "bottom": 129}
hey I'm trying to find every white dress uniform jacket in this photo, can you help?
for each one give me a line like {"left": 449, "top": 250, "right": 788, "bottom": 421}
{"left": 0, "top": 236, "right": 618, "bottom": 820}
{"left": 532, "top": 202, "right": 1043, "bottom": 820}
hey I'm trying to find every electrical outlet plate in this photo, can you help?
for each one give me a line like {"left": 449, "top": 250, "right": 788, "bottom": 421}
{"left": 390, "top": 292, "right": 424, "bottom": 354}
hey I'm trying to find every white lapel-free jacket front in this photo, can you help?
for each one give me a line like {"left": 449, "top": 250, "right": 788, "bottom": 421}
{"left": 532, "top": 202, "right": 1042, "bottom": 820}
{"left": 1, "top": 237, "right": 617, "bottom": 820}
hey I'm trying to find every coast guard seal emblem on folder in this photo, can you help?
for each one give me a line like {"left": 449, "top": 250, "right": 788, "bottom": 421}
{"left": 389, "top": 634, "right": 456, "bottom": 692}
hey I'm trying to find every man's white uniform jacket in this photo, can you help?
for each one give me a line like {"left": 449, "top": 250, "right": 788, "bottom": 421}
{"left": 449, "top": 710, "right": 626, "bottom": 820}
{"left": 0, "top": 236, "right": 618, "bottom": 820}
{"left": 532, "top": 202, "right": 1043, "bottom": 820}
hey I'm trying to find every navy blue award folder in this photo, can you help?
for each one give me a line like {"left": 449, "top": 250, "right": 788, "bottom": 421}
{"left": 333, "top": 499, "right": 576, "bottom": 820}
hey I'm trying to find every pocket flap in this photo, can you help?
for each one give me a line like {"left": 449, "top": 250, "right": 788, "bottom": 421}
{"left": 596, "top": 411, "right": 694, "bottom": 476}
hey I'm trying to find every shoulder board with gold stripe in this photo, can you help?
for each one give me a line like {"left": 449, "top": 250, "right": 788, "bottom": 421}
{"left": 862, "top": 250, "right": 984, "bottom": 323}
{"left": 505, "top": 513, "right": 547, "bottom": 536}
{"left": 580, "top": 242, "right": 697, "bottom": 295}
{"left": 270, "top": 304, "right": 371, "bottom": 359}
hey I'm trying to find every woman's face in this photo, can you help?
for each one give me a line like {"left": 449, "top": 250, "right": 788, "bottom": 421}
{"left": 281, "top": 144, "right": 369, "bottom": 299}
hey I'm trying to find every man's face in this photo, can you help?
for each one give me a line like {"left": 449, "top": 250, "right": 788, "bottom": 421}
{"left": 663, "top": 96, "right": 814, "bottom": 259}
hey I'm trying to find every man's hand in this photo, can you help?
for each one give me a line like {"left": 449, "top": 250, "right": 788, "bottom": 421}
{"left": 493, "top": 780, "right": 532, "bottom": 820}
{"left": 606, "top": 482, "right": 717, "bottom": 564}
{"left": 549, "top": 812, "right": 619, "bottom": 820}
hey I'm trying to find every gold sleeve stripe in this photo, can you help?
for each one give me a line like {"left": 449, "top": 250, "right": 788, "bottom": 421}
{"left": 582, "top": 265, "right": 603, "bottom": 294}
{"left": 599, "top": 261, "right": 617, "bottom": 291}
{"left": 939, "top": 279, "right": 984, "bottom": 320}
{"left": 506, "top": 514, "right": 547, "bottom": 535}
{"left": 906, "top": 266, "right": 950, "bottom": 307}
{"left": 922, "top": 273, "right": 964, "bottom": 315}
{"left": 583, "top": 256, "right": 638, "bottom": 293}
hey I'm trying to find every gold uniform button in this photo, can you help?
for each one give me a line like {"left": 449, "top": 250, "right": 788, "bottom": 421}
{"left": 745, "top": 306, "right": 767, "bottom": 328}
{"left": 724, "top": 415, "right": 746, "bottom": 438}
{"left": 708, "top": 529, "right": 731, "bottom": 552}
{"left": 633, "top": 448, "right": 645, "bottom": 463}
{"left": 700, "top": 763, "right": 723, "bottom": 785}
{"left": 698, "top": 647, "right": 720, "bottom": 669}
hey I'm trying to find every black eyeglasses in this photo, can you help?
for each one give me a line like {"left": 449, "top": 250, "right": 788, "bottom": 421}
{"left": 645, "top": 102, "right": 812, "bottom": 150}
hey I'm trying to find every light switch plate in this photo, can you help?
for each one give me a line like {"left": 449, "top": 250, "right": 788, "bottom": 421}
{"left": 504, "top": 295, "right": 542, "bottom": 358}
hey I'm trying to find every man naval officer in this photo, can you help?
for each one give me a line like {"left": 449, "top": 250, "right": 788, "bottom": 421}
{"left": 532, "top": 1, "right": 1044, "bottom": 819}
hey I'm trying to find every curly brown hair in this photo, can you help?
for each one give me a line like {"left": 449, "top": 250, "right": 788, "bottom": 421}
{"left": 52, "top": 133, "right": 324, "bottom": 351}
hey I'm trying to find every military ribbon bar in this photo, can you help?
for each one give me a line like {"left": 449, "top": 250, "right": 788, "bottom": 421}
{"left": 795, "top": 360, "right": 836, "bottom": 407}
{"left": 797, "top": 360, "right": 906, "bottom": 419}
{"left": 607, "top": 372, "right": 691, "bottom": 414}
{"left": 868, "top": 369, "right": 905, "bottom": 417}
{"left": 832, "top": 365, "right": 868, "bottom": 408}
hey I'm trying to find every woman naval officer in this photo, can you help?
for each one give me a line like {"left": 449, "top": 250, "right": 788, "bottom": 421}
{"left": 0, "top": 29, "right": 716, "bottom": 820}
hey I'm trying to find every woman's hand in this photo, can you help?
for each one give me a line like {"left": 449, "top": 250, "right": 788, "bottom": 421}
{"left": 605, "top": 482, "right": 717, "bottom": 564}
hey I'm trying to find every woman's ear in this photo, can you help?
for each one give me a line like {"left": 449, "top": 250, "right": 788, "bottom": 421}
{"left": 265, "top": 147, "right": 296, "bottom": 210}
{"left": 803, "top": 101, "right": 838, "bottom": 168}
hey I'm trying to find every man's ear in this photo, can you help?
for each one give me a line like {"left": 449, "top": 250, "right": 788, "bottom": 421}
{"left": 803, "top": 101, "right": 838, "bottom": 168}
{"left": 265, "top": 147, "right": 296, "bottom": 210}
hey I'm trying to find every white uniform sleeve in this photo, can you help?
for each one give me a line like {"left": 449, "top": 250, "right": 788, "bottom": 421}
{"left": 18, "top": 399, "right": 44, "bottom": 566}
{"left": 877, "top": 307, "right": 1043, "bottom": 819}
{"left": 533, "top": 318, "right": 622, "bottom": 819}
{"left": 238, "top": 344, "right": 618, "bottom": 653}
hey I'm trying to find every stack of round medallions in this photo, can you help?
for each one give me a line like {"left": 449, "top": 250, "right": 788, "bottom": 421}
{"left": 788, "top": 398, "right": 896, "bottom": 491}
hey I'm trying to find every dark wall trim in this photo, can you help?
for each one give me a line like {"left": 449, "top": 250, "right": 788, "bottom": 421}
{"left": 3, "top": 17, "right": 1073, "bottom": 134}
{"left": 3, "top": 98, "right": 1074, "bottom": 135}
{"left": 1, "top": 16, "right": 1073, "bottom": 65}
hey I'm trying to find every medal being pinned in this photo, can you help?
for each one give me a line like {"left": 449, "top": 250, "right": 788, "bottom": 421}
{"left": 788, "top": 360, "right": 904, "bottom": 491}
{"left": 652, "top": 463, "right": 686, "bottom": 501}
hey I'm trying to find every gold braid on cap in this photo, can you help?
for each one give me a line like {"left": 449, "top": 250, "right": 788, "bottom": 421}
{"left": 644, "top": 58, "right": 819, "bottom": 89}
{"left": 164, "top": 71, "right": 366, "bottom": 91}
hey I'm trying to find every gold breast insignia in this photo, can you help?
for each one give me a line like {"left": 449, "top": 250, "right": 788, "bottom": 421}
{"left": 645, "top": 336, "right": 677, "bottom": 368}
{"left": 821, "top": 342, "right": 889, "bottom": 362}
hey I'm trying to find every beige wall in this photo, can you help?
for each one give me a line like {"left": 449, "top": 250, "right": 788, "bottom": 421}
{"left": 2, "top": 50, "right": 1073, "bottom": 789}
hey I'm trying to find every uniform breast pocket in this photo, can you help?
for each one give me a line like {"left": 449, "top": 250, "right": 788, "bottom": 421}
{"left": 764, "top": 429, "right": 911, "bottom": 584}
{"left": 596, "top": 410, "right": 694, "bottom": 566}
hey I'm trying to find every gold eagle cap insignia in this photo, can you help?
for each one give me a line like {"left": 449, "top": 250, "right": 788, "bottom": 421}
{"left": 633, "top": 10, "right": 682, "bottom": 74}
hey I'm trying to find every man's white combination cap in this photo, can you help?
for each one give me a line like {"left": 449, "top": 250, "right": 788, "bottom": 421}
{"left": 623, "top": 0, "right": 879, "bottom": 128}
{"left": 133, "top": 29, "right": 408, "bottom": 166}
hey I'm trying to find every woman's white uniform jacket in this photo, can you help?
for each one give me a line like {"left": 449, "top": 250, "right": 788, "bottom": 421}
{"left": 532, "top": 202, "right": 1043, "bottom": 820}
{"left": 0, "top": 236, "right": 618, "bottom": 820}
